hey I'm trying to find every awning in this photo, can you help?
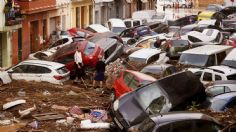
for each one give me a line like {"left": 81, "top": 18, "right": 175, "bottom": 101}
{"left": 94, "top": 0, "right": 113, "bottom": 3}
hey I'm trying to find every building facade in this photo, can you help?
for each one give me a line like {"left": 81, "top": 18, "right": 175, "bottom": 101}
{"left": 0, "top": 0, "right": 22, "bottom": 67}
{"left": 71, "top": 0, "right": 93, "bottom": 28}
{"left": 18, "top": 0, "right": 71, "bottom": 60}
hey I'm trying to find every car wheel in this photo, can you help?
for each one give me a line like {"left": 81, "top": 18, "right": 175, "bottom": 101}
{"left": 0, "top": 79, "right": 3, "bottom": 87}
{"left": 167, "top": 5, "right": 171, "bottom": 8}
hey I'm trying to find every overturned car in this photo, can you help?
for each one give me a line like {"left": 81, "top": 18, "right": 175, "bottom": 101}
{"left": 111, "top": 71, "right": 206, "bottom": 131}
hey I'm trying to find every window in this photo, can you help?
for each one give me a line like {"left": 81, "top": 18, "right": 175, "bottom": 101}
{"left": 147, "top": 54, "right": 160, "bottom": 64}
{"left": 215, "top": 74, "right": 222, "bottom": 81}
{"left": 206, "top": 55, "right": 215, "bottom": 66}
{"left": 133, "top": 21, "right": 140, "bottom": 27}
{"left": 227, "top": 74, "right": 236, "bottom": 80}
{"left": 104, "top": 43, "right": 117, "bottom": 59}
{"left": 57, "top": 67, "right": 69, "bottom": 74}
{"left": 194, "top": 71, "right": 202, "bottom": 79}
{"left": 12, "top": 65, "right": 28, "bottom": 73}
{"left": 156, "top": 124, "right": 171, "bottom": 132}
{"left": 203, "top": 72, "right": 213, "bottom": 81}
{"left": 27, "top": 65, "right": 51, "bottom": 74}
{"left": 195, "top": 120, "right": 222, "bottom": 132}
{"left": 206, "top": 86, "right": 230, "bottom": 97}
{"left": 216, "top": 51, "right": 226, "bottom": 64}
{"left": 56, "top": 54, "right": 74, "bottom": 64}
{"left": 120, "top": 29, "right": 132, "bottom": 37}
{"left": 188, "top": 36, "right": 202, "bottom": 43}
{"left": 215, "top": 33, "right": 221, "bottom": 43}
{"left": 84, "top": 42, "right": 95, "bottom": 55}
{"left": 171, "top": 120, "right": 193, "bottom": 132}
{"left": 124, "top": 21, "right": 132, "bottom": 28}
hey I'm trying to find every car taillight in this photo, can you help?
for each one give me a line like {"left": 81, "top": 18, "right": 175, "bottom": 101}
{"left": 54, "top": 75, "right": 63, "bottom": 80}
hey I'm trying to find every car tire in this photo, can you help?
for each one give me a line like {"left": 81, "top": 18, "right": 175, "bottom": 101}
{"left": 166, "top": 5, "right": 171, "bottom": 8}
{"left": 0, "top": 79, "right": 3, "bottom": 87}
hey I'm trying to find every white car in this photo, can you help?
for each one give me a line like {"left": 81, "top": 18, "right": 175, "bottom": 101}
{"left": 85, "top": 24, "right": 110, "bottom": 33}
{"left": 0, "top": 60, "right": 70, "bottom": 85}
{"left": 182, "top": 29, "right": 223, "bottom": 44}
{"left": 132, "top": 10, "right": 168, "bottom": 24}
{"left": 28, "top": 37, "right": 73, "bottom": 60}
{"left": 128, "top": 48, "right": 169, "bottom": 64}
{"left": 105, "top": 18, "right": 127, "bottom": 35}
{"left": 188, "top": 65, "right": 236, "bottom": 84}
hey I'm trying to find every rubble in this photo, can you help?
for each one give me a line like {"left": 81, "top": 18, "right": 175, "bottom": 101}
{"left": 18, "top": 104, "right": 36, "bottom": 118}
{"left": 3, "top": 99, "right": 26, "bottom": 110}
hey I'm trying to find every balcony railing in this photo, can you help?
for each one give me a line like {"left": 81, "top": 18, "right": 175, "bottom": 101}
{"left": 3, "top": 0, "right": 22, "bottom": 26}
{"left": 56, "top": 0, "right": 71, "bottom": 6}
{"left": 18, "top": 0, "right": 56, "bottom": 13}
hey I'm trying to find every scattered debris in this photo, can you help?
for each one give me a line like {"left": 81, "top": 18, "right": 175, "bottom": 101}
{"left": 33, "top": 113, "right": 65, "bottom": 121}
{"left": 18, "top": 104, "right": 36, "bottom": 118}
{"left": 66, "top": 117, "right": 75, "bottom": 125}
{"left": 0, "top": 120, "right": 12, "bottom": 125}
{"left": 28, "top": 120, "right": 40, "bottom": 129}
{"left": 80, "top": 119, "right": 110, "bottom": 129}
{"left": 69, "top": 106, "right": 83, "bottom": 118}
{"left": 42, "top": 90, "right": 51, "bottom": 96}
{"left": 51, "top": 105, "right": 69, "bottom": 111}
{"left": 3, "top": 99, "right": 26, "bottom": 110}
{"left": 66, "top": 90, "right": 79, "bottom": 96}
{"left": 89, "top": 109, "right": 108, "bottom": 122}
{"left": 0, "top": 123, "right": 26, "bottom": 131}
{"left": 17, "top": 90, "right": 26, "bottom": 97}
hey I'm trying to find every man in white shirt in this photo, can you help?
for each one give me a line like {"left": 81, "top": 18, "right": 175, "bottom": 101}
{"left": 74, "top": 47, "right": 84, "bottom": 82}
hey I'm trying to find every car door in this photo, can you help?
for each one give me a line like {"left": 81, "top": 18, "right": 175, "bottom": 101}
{"left": 116, "top": 71, "right": 135, "bottom": 96}
{"left": 23, "top": 65, "right": 43, "bottom": 82}
{"left": 10, "top": 65, "right": 28, "bottom": 80}
{"left": 35, "top": 66, "right": 53, "bottom": 83}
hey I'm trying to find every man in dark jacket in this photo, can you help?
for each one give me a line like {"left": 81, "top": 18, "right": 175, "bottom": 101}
{"left": 93, "top": 55, "right": 106, "bottom": 88}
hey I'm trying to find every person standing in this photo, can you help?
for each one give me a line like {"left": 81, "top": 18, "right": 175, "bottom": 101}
{"left": 74, "top": 47, "right": 84, "bottom": 83}
{"left": 154, "top": 36, "right": 161, "bottom": 48}
{"left": 93, "top": 56, "right": 106, "bottom": 88}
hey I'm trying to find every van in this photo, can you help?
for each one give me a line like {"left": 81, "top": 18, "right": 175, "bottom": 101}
{"left": 179, "top": 45, "right": 233, "bottom": 67}
{"left": 123, "top": 19, "right": 146, "bottom": 28}
{"left": 105, "top": 18, "right": 126, "bottom": 35}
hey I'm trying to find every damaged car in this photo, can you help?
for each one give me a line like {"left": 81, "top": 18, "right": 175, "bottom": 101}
{"left": 113, "top": 70, "right": 156, "bottom": 99}
{"left": 128, "top": 48, "right": 169, "bottom": 65}
{"left": 96, "top": 37, "right": 124, "bottom": 64}
{"left": 111, "top": 71, "right": 206, "bottom": 131}
{"left": 0, "top": 60, "right": 70, "bottom": 85}
{"left": 137, "top": 112, "right": 223, "bottom": 132}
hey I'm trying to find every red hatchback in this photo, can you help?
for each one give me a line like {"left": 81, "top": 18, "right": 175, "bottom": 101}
{"left": 49, "top": 40, "right": 103, "bottom": 76}
{"left": 113, "top": 70, "right": 156, "bottom": 99}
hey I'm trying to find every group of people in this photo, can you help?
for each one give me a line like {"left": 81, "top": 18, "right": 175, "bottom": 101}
{"left": 74, "top": 47, "right": 106, "bottom": 88}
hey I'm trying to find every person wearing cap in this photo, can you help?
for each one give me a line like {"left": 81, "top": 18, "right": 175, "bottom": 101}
{"left": 74, "top": 47, "right": 84, "bottom": 83}
{"left": 93, "top": 55, "right": 106, "bottom": 88}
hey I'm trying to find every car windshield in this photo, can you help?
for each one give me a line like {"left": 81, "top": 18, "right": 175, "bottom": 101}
{"left": 136, "top": 83, "right": 166, "bottom": 114}
{"left": 179, "top": 53, "right": 209, "bottom": 66}
{"left": 222, "top": 60, "right": 236, "bottom": 68}
{"left": 172, "top": 40, "right": 189, "bottom": 47}
{"left": 84, "top": 42, "right": 95, "bottom": 55}
{"left": 112, "top": 27, "right": 126, "bottom": 34}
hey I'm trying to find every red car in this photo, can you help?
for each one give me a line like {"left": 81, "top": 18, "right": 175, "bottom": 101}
{"left": 223, "top": 38, "right": 236, "bottom": 47}
{"left": 68, "top": 28, "right": 95, "bottom": 38}
{"left": 49, "top": 40, "right": 103, "bottom": 76}
{"left": 113, "top": 70, "right": 156, "bottom": 99}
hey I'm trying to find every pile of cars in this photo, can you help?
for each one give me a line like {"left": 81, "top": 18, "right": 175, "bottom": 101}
{"left": 1, "top": 6, "right": 236, "bottom": 131}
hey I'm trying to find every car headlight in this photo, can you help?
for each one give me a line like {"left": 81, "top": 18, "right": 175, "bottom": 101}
{"left": 113, "top": 100, "right": 119, "bottom": 111}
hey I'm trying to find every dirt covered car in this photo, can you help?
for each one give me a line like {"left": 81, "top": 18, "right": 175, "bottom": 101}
{"left": 111, "top": 71, "right": 206, "bottom": 131}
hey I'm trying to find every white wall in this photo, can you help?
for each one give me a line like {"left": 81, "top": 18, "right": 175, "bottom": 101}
{"left": 0, "top": 0, "right": 6, "bottom": 30}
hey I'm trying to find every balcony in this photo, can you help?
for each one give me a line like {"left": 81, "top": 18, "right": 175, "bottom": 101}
{"left": 18, "top": 0, "right": 56, "bottom": 14}
{"left": 56, "top": 0, "right": 71, "bottom": 6}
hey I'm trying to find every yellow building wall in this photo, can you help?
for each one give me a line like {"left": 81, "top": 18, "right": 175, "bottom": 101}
{"left": 71, "top": 0, "right": 92, "bottom": 28}
{"left": 195, "top": 0, "right": 224, "bottom": 7}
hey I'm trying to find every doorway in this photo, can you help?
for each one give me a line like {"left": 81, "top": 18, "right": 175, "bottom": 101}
{"left": 18, "top": 28, "right": 22, "bottom": 62}
{"left": 30, "top": 21, "right": 39, "bottom": 53}
{"left": 0, "top": 33, "right": 2, "bottom": 67}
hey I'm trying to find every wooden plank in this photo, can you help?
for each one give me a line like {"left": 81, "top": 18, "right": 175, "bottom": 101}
{"left": 33, "top": 113, "right": 65, "bottom": 121}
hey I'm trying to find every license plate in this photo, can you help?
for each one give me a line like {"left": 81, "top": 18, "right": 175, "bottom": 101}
{"left": 114, "top": 117, "right": 124, "bottom": 130}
